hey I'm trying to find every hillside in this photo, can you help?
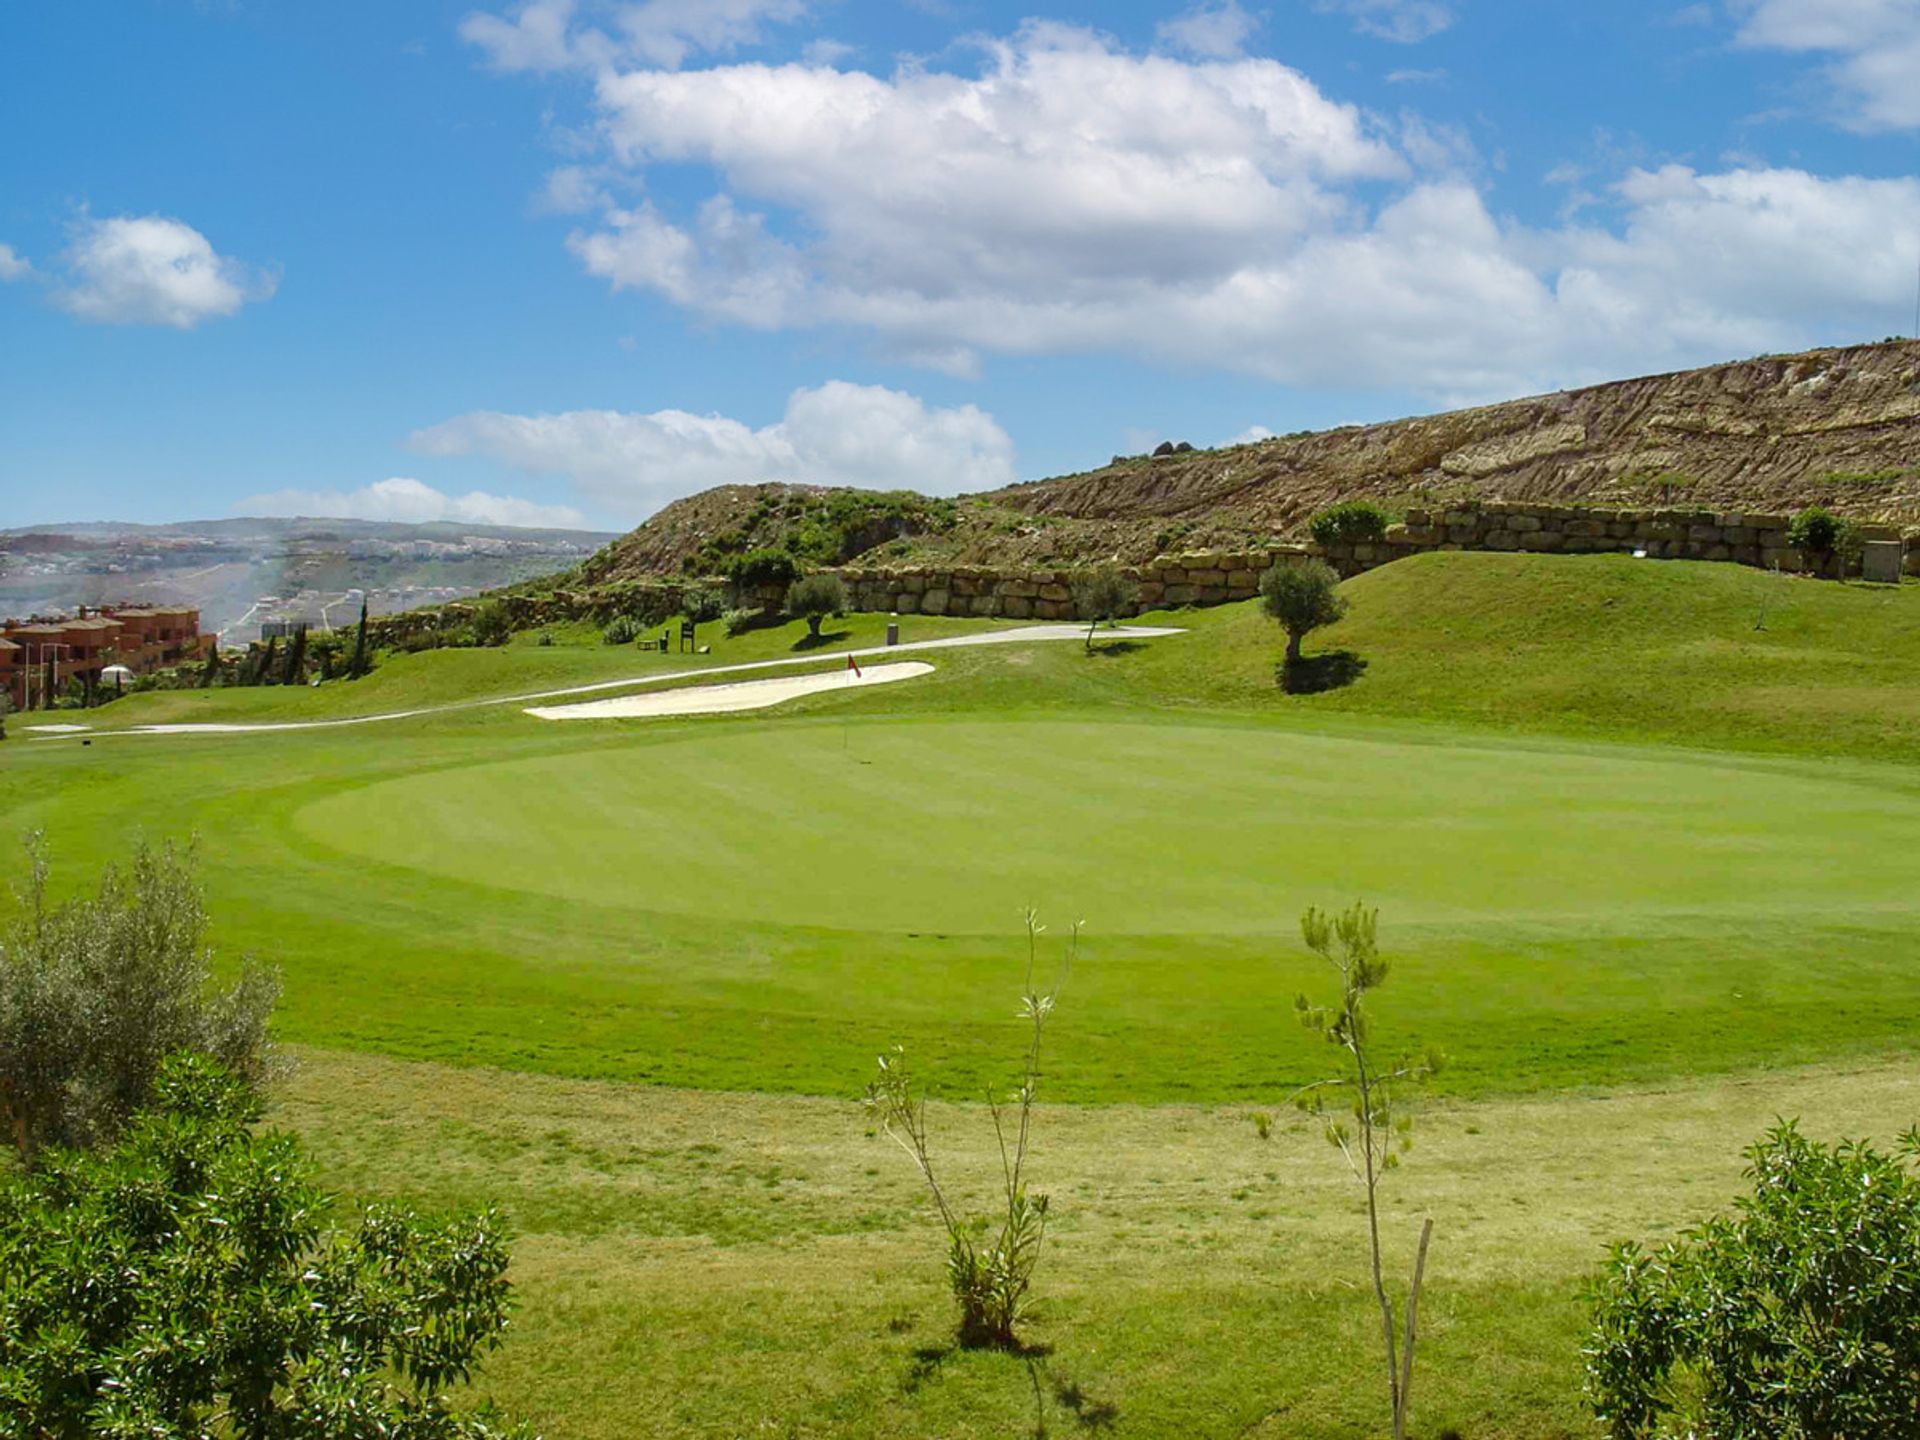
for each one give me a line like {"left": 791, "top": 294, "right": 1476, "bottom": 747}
{"left": 587, "top": 339, "right": 1920, "bottom": 581}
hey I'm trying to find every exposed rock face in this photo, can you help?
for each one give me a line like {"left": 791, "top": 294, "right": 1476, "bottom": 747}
{"left": 591, "top": 340, "right": 1920, "bottom": 579}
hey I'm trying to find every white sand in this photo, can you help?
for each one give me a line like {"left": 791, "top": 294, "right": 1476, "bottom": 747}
{"left": 23, "top": 723, "right": 93, "bottom": 734}
{"left": 525, "top": 661, "right": 934, "bottom": 720}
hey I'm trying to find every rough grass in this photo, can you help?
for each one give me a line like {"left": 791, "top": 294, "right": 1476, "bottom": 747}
{"left": 279, "top": 1046, "right": 1920, "bottom": 1439}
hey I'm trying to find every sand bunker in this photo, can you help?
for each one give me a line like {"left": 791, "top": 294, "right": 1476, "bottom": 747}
{"left": 524, "top": 661, "right": 934, "bottom": 721}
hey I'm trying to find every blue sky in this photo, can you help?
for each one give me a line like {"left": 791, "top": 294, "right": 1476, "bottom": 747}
{"left": 2, "top": 0, "right": 1917, "bottom": 531}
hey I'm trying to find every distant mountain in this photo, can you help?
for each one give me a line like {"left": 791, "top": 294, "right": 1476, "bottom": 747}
{"left": 0, "top": 516, "right": 616, "bottom": 642}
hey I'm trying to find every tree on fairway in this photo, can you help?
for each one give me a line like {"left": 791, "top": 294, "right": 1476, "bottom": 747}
{"left": 0, "top": 835, "right": 279, "bottom": 1162}
{"left": 786, "top": 572, "right": 847, "bottom": 638}
{"left": 0, "top": 1055, "right": 534, "bottom": 1439}
{"left": 1290, "top": 902, "right": 1442, "bottom": 1440}
{"left": 1261, "top": 559, "right": 1347, "bottom": 668}
{"left": 349, "top": 596, "right": 371, "bottom": 678}
{"left": 199, "top": 645, "right": 222, "bottom": 687}
{"left": 1070, "top": 564, "right": 1140, "bottom": 651}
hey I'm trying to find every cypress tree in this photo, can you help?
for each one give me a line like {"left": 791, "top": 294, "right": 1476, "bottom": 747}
{"left": 279, "top": 626, "right": 307, "bottom": 687}
{"left": 348, "top": 599, "right": 369, "bottom": 679}
{"left": 255, "top": 636, "right": 278, "bottom": 687}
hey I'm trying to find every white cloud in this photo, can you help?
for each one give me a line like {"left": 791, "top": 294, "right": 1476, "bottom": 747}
{"left": 0, "top": 244, "right": 32, "bottom": 282}
{"left": 1156, "top": 1, "right": 1261, "bottom": 58}
{"left": 1315, "top": 0, "right": 1456, "bottom": 43}
{"left": 55, "top": 215, "right": 274, "bottom": 328}
{"left": 480, "top": 14, "right": 1920, "bottom": 401}
{"left": 463, "top": 0, "right": 808, "bottom": 72}
{"left": 409, "top": 381, "right": 1016, "bottom": 519}
{"left": 1230, "top": 424, "right": 1277, "bottom": 444}
{"left": 1733, "top": 0, "right": 1920, "bottom": 129}
{"left": 237, "top": 476, "right": 586, "bottom": 529}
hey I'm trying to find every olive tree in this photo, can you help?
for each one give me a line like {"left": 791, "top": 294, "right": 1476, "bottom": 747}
{"left": 0, "top": 1055, "right": 533, "bottom": 1439}
{"left": 0, "top": 835, "right": 278, "bottom": 1162}
{"left": 1261, "top": 559, "right": 1347, "bottom": 668}
{"left": 786, "top": 571, "right": 848, "bottom": 638}
{"left": 1069, "top": 564, "right": 1140, "bottom": 651}
{"left": 1587, "top": 1121, "right": 1920, "bottom": 1438}
{"left": 1290, "top": 903, "right": 1442, "bottom": 1440}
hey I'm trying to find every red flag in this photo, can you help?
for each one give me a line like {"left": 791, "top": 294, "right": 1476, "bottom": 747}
{"left": 846, "top": 654, "right": 862, "bottom": 678}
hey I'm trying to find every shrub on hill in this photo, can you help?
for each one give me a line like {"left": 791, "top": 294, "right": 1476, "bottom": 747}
{"left": 0, "top": 836, "right": 278, "bottom": 1163}
{"left": 0, "top": 1054, "right": 533, "bottom": 1439}
{"left": 1308, "top": 500, "right": 1393, "bottom": 545}
{"left": 682, "top": 585, "right": 724, "bottom": 623}
{"left": 786, "top": 572, "right": 847, "bottom": 638}
{"left": 731, "top": 547, "right": 802, "bottom": 591}
{"left": 469, "top": 600, "right": 512, "bottom": 647}
{"left": 602, "top": 614, "right": 643, "bottom": 646}
{"left": 722, "top": 607, "right": 757, "bottom": 637}
{"left": 1586, "top": 1122, "right": 1920, "bottom": 1439}
{"left": 1786, "top": 505, "right": 1842, "bottom": 554}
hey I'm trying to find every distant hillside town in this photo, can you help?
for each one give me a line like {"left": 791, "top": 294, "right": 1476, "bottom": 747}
{"left": 0, "top": 516, "right": 615, "bottom": 644}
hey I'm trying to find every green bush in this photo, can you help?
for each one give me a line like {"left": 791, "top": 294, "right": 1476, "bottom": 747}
{"left": 1308, "top": 500, "right": 1393, "bottom": 546}
{"left": 0, "top": 1055, "right": 533, "bottom": 1438}
{"left": 731, "top": 548, "right": 802, "bottom": 591}
{"left": 1586, "top": 1121, "right": 1920, "bottom": 1439}
{"left": 786, "top": 572, "right": 847, "bottom": 638}
{"left": 722, "top": 607, "right": 757, "bottom": 637}
{"left": 469, "top": 601, "right": 512, "bottom": 648}
{"left": 602, "top": 614, "right": 642, "bottom": 646}
{"left": 1786, "top": 505, "right": 1843, "bottom": 553}
{"left": 682, "top": 586, "right": 724, "bottom": 623}
{"left": 0, "top": 837, "right": 279, "bottom": 1162}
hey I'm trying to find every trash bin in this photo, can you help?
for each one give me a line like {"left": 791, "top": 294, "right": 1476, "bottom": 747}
{"left": 885, "top": 622, "right": 899, "bottom": 647}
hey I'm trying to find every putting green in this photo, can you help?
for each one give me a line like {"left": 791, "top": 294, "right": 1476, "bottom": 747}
{"left": 297, "top": 717, "right": 1920, "bottom": 938}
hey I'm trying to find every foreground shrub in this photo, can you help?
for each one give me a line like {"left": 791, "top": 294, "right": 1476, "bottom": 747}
{"left": 1069, "top": 563, "right": 1140, "bottom": 650}
{"left": 1261, "top": 559, "right": 1347, "bottom": 670}
{"left": 786, "top": 572, "right": 847, "bottom": 638}
{"left": 1291, "top": 903, "right": 1442, "bottom": 1440}
{"left": 682, "top": 585, "right": 724, "bottom": 623}
{"left": 0, "top": 836, "right": 278, "bottom": 1162}
{"left": 722, "top": 606, "right": 757, "bottom": 637}
{"left": 0, "top": 1054, "right": 532, "bottom": 1438}
{"left": 866, "top": 913, "right": 1077, "bottom": 1349}
{"left": 1308, "top": 499, "right": 1392, "bottom": 545}
{"left": 1586, "top": 1122, "right": 1920, "bottom": 1439}
{"left": 602, "top": 614, "right": 643, "bottom": 646}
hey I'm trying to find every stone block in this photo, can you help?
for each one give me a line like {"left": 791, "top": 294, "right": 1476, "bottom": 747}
{"left": 1196, "top": 585, "right": 1228, "bottom": 603}
{"left": 1000, "top": 578, "right": 1038, "bottom": 598}
{"left": 1863, "top": 539, "right": 1904, "bottom": 584}
{"left": 1688, "top": 524, "right": 1722, "bottom": 543}
{"left": 1187, "top": 567, "right": 1226, "bottom": 585}
{"left": 970, "top": 595, "right": 998, "bottom": 616}
{"left": 921, "top": 588, "right": 949, "bottom": 615}
{"left": 1486, "top": 530, "right": 1519, "bottom": 550}
{"left": 1563, "top": 518, "right": 1606, "bottom": 538}
{"left": 1520, "top": 531, "right": 1564, "bottom": 551}
{"left": 1001, "top": 595, "right": 1034, "bottom": 618}
{"left": 1508, "top": 514, "right": 1542, "bottom": 532}
{"left": 1039, "top": 583, "right": 1070, "bottom": 603}
{"left": 1224, "top": 569, "right": 1255, "bottom": 588}
{"left": 1164, "top": 583, "right": 1197, "bottom": 605}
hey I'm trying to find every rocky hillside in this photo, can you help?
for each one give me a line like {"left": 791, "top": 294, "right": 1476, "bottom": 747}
{"left": 587, "top": 340, "right": 1920, "bottom": 580}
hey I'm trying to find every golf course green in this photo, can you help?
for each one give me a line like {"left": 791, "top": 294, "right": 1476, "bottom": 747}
{"left": 9, "top": 551, "right": 1920, "bottom": 1437}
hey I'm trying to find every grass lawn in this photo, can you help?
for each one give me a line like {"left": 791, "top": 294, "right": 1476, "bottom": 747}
{"left": 8, "top": 552, "right": 1920, "bottom": 1435}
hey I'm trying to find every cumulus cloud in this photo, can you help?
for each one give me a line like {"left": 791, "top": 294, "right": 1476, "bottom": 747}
{"left": 473, "top": 11, "right": 1920, "bottom": 401}
{"left": 0, "top": 244, "right": 32, "bottom": 282}
{"left": 463, "top": 0, "right": 808, "bottom": 72}
{"left": 409, "top": 381, "right": 1016, "bottom": 518}
{"left": 237, "top": 476, "right": 586, "bottom": 528}
{"left": 55, "top": 215, "right": 275, "bottom": 328}
{"left": 1733, "top": 0, "right": 1920, "bottom": 130}
{"left": 1315, "top": 0, "right": 1456, "bottom": 43}
{"left": 1156, "top": 1, "right": 1261, "bottom": 58}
